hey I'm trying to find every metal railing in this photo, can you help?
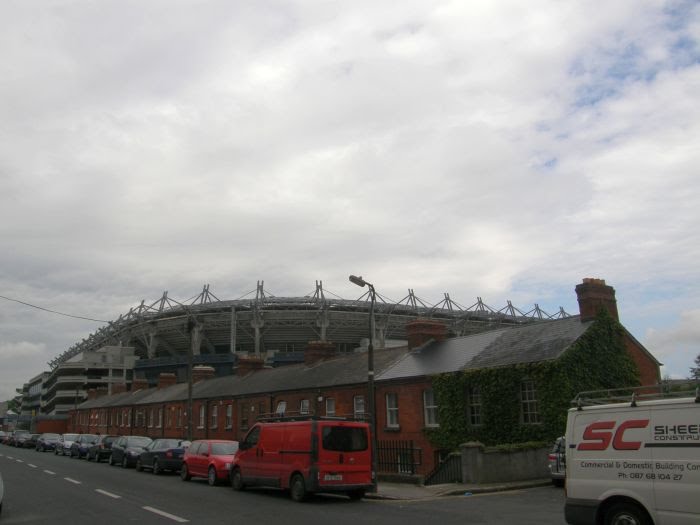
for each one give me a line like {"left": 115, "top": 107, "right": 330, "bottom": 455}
{"left": 377, "top": 439, "right": 422, "bottom": 475}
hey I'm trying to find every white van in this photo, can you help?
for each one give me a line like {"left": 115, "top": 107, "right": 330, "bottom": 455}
{"left": 564, "top": 386, "right": 699, "bottom": 525}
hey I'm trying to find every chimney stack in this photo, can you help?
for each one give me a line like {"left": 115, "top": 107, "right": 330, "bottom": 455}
{"left": 192, "top": 365, "right": 216, "bottom": 383}
{"left": 406, "top": 318, "right": 448, "bottom": 350}
{"left": 157, "top": 372, "right": 177, "bottom": 389}
{"left": 575, "top": 278, "right": 619, "bottom": 322}
{"left": 235, "top": 357, "right": 265, "bottom": 376}
{"left": 305, "top": 340, "right": 336, "bottom": 365}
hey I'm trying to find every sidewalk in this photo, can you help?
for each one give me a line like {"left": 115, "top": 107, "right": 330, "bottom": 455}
{"left": 368, "top": 479, "right": 552, "bottom": 500}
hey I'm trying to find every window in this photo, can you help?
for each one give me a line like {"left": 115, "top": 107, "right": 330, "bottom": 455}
{"left": 521, "top": 380, "right": 541, "bottom": 424}
{"left": 423, "top": 389, "right": 439, "bottom": 428}
{"left": 353, "top": 395, "right": 365, "bottom": 418}
{"left": 299, "top": 399, "right": 310, "bottom": 415}
{"left": 225, "top": 405, "right": 233, "bottom": 429}
{"left": 325, "top": 398, "right": 336, "bottom": 417}
{"left": 275, "top": 401, "right": 287, "bottom": 415}
{"left": 198, "top": 405, "right": 205, "bottom": 428}
{"left": 177, "top": 407, "right": 183, "bottom": 429}
{"left": 468, "top": 386, "right": 482, "bottom": 426}
{"left": 157, "top": 408, "right": 163, "bottom": 428}
{"left": 166, "top": 408, "right": 173, "bottom": 428}
{"left": 386, "top": 393, "right": 399, "bottom": 428}
{"left": 210, "top": 405, "right": 218, "bottom": 429}
{"left": 240, "top": 404, "right": 249, "bottom": 430}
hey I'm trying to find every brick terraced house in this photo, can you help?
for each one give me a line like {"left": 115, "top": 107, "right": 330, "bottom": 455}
{"left": 69, "top": 278, "right": 661, "bottom": 478}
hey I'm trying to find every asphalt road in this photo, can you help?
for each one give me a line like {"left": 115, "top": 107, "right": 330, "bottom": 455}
{"left": 0, "top": 445, "right": 568, "bottom": 524}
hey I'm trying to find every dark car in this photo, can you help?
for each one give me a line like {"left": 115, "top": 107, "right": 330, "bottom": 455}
{"left": 137, "top": 438, "right": 189, "bottom": 474}
{"left": 0, "top": 431, "right": 7, "bottom": 445}
{"left": 55, "top": 433, "right": 80, "bottom": 456}
{"left": 547, "top": 436, "right": 566, "bottom": 487}
{"left": 23, "top": 434, "right": 40, "bottom": 449}
{"left": 69, "top": 434, "right": 99, "bottom": 458}
{"left": 109, "top": 436, "right": 152, "bottom": 468}
{"left": 10, "top": 430, "right": 30, "bottom": 447}
{"left": 87, "top": 435, "right": 119, "bottom": 462}
{"left": 35, "top": 433, "right": 61, "bottom": 452}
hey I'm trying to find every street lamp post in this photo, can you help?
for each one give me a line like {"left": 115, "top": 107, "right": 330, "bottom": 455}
{"left": 349, "top": 274, "right": 378, "bottom": 489}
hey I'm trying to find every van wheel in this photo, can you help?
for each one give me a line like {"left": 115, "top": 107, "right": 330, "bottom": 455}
{"left": 231, "top": 468, "right": 245, "bottom": 491}
{"left": 604, "top": 502, "right": 651, "bottom": 525}
{"left": 290, "top": 474, "right": 307, "bottom": 502}
{"left": 181, "top": 464, "right": 191, "bottom": 481}
{"left": 347, "top": 489, "right": 365, "bottom": 501}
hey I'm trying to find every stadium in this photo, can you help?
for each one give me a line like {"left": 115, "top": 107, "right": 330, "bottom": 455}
{"left": 40, "top": 280, "right": 571, "bottom": 414}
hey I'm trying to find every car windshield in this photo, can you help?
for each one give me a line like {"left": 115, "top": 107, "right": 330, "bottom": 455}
{"left": 82, "top": 434, "right": 99, "bottom": 443}
{"left": 211, "top": 442, "right": 238, "bottom": 455}
{"left": 322, "top": 426, "right": 368, "bottom": 452}
{"left": 157, "top": 439, "right": 181, "bottom": 449}
{"left": 63, "top": 434, "right": 79, "bottom": 441}
{"left": 43, "top": 433, "right": 60, "bottom": 439}
{"left": 126, "top": 437, "right": 151, "bottom": 447}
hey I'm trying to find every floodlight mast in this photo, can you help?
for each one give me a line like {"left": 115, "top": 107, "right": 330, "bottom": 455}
{"left": 348, "top": 274, "right": 378, "bottom": 490}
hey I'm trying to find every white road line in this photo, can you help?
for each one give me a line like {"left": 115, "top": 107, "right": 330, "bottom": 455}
{"left": 95, "top": 489, "right": 121, "bottom": 499}
{"left": 16, "top": 459, "right": 24, "bottom": 463}
{"left": 143, "top": 506, "right": 189, "bottom": 523}
{"left": 44, "top": 470, "right": 56, "bottom": 475}
{"left": 28, "top": 463, "right": 37, "bottom": 468}
{"left": 64, "top": 477, "right": 82, "bottom": 485}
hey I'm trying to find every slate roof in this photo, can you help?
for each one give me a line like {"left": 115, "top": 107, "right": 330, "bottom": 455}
{"left": 377, "top": 316, "right": 594, "bottom": 381}
{"left": 79, "top": 346, "right": 408, "bottom": 409}
{"left": 78, "top": 316, "right": 598, "bottom": 409}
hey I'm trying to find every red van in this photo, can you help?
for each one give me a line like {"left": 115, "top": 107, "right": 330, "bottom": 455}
{"left": 231, "top": 417, "right": 373, "bottom": 501}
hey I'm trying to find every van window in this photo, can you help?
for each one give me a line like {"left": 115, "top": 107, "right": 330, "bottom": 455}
{"left": 243, "top": 426, "right": 261, "bottom": 448}
{"left": 322, "top": 426, "right": 368, "bottom": 452}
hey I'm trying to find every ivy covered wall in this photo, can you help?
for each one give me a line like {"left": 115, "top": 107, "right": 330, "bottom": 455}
{"left": 427, "top": 311, "right": 640, "bottom": 449}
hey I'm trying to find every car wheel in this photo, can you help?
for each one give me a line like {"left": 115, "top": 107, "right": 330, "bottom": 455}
{"left": 231, "top": 468, "right": 244, "bottom": 491}
{"left": 180, "top": 463, "right": 191, "bottom": 481}
{"left": 208, "top": 466, "right": 217, "bottom": 486}
{"left": 108, "top": 454, "right": 114, "bottom": 466}
{"left": 121, "top": 455, "right": 128, "bottom": 468}
{"left": 152, "top": 460, "right": 161, "bottom": 475}
{"left": 86, "top": 453, "right": 91, "bottom": 462}
{"left": 603, "top": 502, "right": 651, "bottom": 525}
{"left": 136, "top": 458, "right": 143, "bottom": 472}
{"left": 290, "top": 474, "right": 307, "bottom": 502}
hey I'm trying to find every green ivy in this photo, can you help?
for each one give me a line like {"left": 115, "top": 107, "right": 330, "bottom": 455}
{"left": 426, "top": 310, "right": 640, "bottom": 449}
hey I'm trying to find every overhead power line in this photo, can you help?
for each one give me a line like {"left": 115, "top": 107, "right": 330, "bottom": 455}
{"left": 0, "top": 294, "right": 108, "bottom": 323}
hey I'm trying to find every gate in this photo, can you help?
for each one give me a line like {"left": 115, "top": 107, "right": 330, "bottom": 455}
{"left": 377, "top": 440, "right": 422, "bottom": 475}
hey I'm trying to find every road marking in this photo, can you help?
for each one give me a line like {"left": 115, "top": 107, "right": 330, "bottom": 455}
{"left": 95, "top": 489, "right": 121, "bottom": 499}
{"left": 28, "top": 463, "right": 37, "bottom": 468}
{"left": 44, "top": 470, "right": 56, "bottom": 475}
{"left": 143, "top": 506, "right": 189, "bottom": 523}
{"left": 16, "top": 459, "right": 24, "bottom": 463}
{"left": 7, "top": 456, "right": 14, "bottom": 460}
{"left": 64, "top": 477, "right": 82, "bottom": 485}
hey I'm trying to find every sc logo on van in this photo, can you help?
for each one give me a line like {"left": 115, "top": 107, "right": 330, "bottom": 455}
{"left": 577, "top": 419, "right": 650, "bottom": 451}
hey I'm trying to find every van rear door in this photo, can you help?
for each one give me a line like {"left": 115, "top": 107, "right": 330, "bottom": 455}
{"left": 317, "top": 422, "right": 372, "bottom": 488}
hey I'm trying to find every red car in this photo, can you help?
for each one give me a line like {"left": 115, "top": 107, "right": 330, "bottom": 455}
{"left": 180, "top": 440, "right": 239, "bottom": 486}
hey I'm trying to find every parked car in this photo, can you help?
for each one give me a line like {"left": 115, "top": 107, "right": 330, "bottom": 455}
{"left": 547, "top": 436, "right": 566, "bottom": 487}
{"left": 69, "top": 434, "right": 99, "bottom": 458}
{"left": 87, "top": 434, "right": 119, "bottom": 462}
{"left": 55, "top": 433, "right": 80, "bottom": 456}
{"left": 10, "top": 430, "right": 30, "bottom": 447}
{"left": 109, "top": 436, "right": 152, "bottom": 468}
{"left": 0, "top": 431, "right": 7, "bottom": 444}
{"left": 181, "top": 440, "right": 239, "bottom": 486}
{"left": 35, "top": 433, "right": 61, "bottom": 452}
{"left": 23, "top": 433, "right": 40, "bottom": 449}
{"left": 136, "top": 438, "right": 188, "bottom": 475}
{"left": 1, "top": 431, "right": 13, "bottom": 445}
{"left": 232, "top": 418, "right": 372, "bottom": 501}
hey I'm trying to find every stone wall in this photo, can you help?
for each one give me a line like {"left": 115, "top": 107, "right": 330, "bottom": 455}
{"left": 460, "top": 442, "right": 550, "bottom": 483}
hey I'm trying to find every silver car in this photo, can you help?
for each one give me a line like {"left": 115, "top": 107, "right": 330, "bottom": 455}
{"left": 547, "top": 436, "right": 566, "bottom": 487}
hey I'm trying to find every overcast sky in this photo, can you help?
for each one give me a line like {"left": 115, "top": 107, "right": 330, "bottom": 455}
{"left": 1, "top": 0, "right": 699, "bottom": 402}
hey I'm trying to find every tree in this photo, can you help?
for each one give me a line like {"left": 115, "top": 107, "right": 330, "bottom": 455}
{"left": 691, "top": 353, "right": 700, "bottom": 381}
